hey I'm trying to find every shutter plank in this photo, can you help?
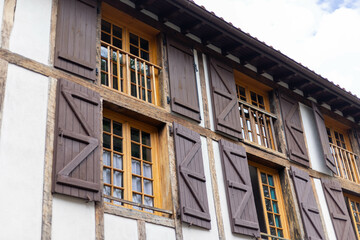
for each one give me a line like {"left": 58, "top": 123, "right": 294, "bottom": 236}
{"left": 173, "top": 122, "right": 211, "bottom": 229}
{"left": 209, "top": 58, "right": 242, "bottom": 139}
{"left": 312, "top": 102, "right": 337, "bottom": 173}
{"left": 279, "top": 93, "right": 309, "bottom": 166}
{"left": 55, "top": 0, "right": 97, "bottom": 80}
{"left": 290, "top": 166, "right": 326, "bottom": 240}
{"left": 219, "top": 139, "right": 260, "bottom": 237}
{"left": 167, "top": 39, "right": 201, "bottom": 122}
{"left": 52, "top": 78, "right": 101, "bottom": 201}
{"left": 322, "top": 178, "right": 357, "bottom": 240}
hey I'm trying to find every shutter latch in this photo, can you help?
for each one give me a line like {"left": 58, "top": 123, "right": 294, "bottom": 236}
{"left": 167, "top": 96, "right": 171, "bottom": 104}
{"left": 193, "top": 63, "right": 198, "bottom": 72}
{"left": 169, "top": 125, "right": 174, "bottom": 136}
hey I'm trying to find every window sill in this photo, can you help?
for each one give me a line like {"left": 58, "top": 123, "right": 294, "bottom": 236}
{"left": 243, "top": 138, "right": 287, "bottom": 160}
{"left": 104, "top": 203, "right": 175, "bottom": 228}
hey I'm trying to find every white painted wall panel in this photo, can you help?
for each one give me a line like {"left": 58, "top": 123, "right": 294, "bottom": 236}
{"left": 0, "top": 64, "right": 49, "bottom": 240}
{"left": 212, "top": 141, "right": 252, "bottom": 240}
{"left": 52, "top": 195, "right": 96, "bottom": 240}
{"left": 104, "top": 214, "right": 138, "bottom": 240}
{"left": 299, "top": 103, "right": 332, "bottom": 175}
{"left": 9, "top": 0, "right": 52, "bottom": 64}
{"left": 203, "top": 54, "right": 214, "bottom": 131}
{"left": 182, "top": 136, "right": 219, "bottom": 239}
{"left": 193, "top": 49, "right": 205, "bottom": 127}
{"left": 313, "top": 178, "right": 336, "bottom": 240}
{"left": 146, "top": 223, "right": 176, "bottom": 240}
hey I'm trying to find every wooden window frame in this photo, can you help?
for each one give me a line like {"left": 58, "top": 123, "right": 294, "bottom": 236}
{"left": 100, "top": 3, "right": 161, "bottom": 105}
{"left": 250, "top": 162, "right": 290, "bottom": 240}
{"left": 102, "top": 109, "right": 163, "bottom": 214}
{"left": 345, "top": 193, "right": 360, "bottom": 239}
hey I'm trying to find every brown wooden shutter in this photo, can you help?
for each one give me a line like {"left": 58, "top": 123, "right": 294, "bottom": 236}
{"left": 219, "top": 139, "right": 260, "bottom": 237}
{"left": 279, "top": 93, "right": 309, "bottom": 166}
{"left": 322, "top": 178, "right": 357, "bottom": 240}
{"left": 312, "top": 102, "right": 337, "bottom": 173}
{"left": 173, "top": 122, "right": 211, "bottom": 229}
{"left": 209, "top": 58, "right": 242, "bottom": 139}
{"left": 54, "top": 0, "right": 97, "bottom": 80}
{"left": 167, "top": 39, "right": 201, "bottom": 122}
{"left": 290, "top": 166, "right": 326, "bottom": 240}
{"left": 52, "top": 78, "right": 101, "bottom": 201}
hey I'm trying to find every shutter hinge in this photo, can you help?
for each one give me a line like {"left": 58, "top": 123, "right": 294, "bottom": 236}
{"left": 176, "top": 208, "right": 181, "bottom": 219}
{"left": 167, "top": 96, "right": 171, "bottom": 104}
{"left": 97, "top": 7, "right": 100, "bottom": 14}
{"left": 169, "top": 125, "right": 174, "bottom": 136}
{"left": 193, "top": 63, "right": 198, "bottom": 72}
{"left": 199, "top": 114, "right": 202, "bottom": 121}
{"left": 275, "top": 89, "right": 279, "bottom": 97}
{"left": 95, "top": 68, "right": 98, "bottom": 76}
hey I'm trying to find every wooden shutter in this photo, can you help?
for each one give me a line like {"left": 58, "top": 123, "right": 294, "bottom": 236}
{"left": 279, "top": 93, "right": 309, "bottom": 166}
{"left": 209, "top": 58, "right": 242, "bottom": 139}
{"left": 52, "top": 78, "right": 101, "bottom": 201}
{"left": 312, "top": 102, "right": 337, "bottom": 173}
{"left": 54, "top": 0, "right": 97, "bottom": 80}
{"left": 290, "top": 166, "right": 326, "bottom": 240}
{"left": 167, "top": 39, "right": 201, "bottom": 122}
{"left": 219, "top": 139, "right": 260, "bottom": 237}
{"left": 322, "top": 178, "right": 357, "bottom": 240}
{"left": 173, "top": 122, "right": 211, "bottom": 229}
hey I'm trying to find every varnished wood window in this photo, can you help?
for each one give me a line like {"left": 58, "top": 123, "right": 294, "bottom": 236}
{"left": 235, "top": 70, "right": 278, "bottom": 151}
{"left": 346, "top": 194, "right": 360, "bottom": 239}
{"left": 249, "top": 163, "right": 290, "bottom": 240}
{"left": 100, "top": 3, "right": 160, "bottom": 105}
{"left": 102, "top": 110, "right": 160, "bottom": 213}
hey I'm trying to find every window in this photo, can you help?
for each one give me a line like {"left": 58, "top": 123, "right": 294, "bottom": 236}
{"left": 102, "top": 110, "right": 160, "bottom": 212}
{"left": 346, "top": 194, "right": 360, "bottom": 239}
{"left": 325, "top": 116, "right": 360, "bottom": 183}
{"left": 235, "top": 70, "right": 277, "bottom": 151}
{"left": 249, "top": 163, "right": 290, "bottom": 240}
{"left": 100, "top": 4, "right": 160, "bottom": 105}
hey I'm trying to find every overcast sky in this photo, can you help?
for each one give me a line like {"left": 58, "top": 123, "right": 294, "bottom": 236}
{"left": 193, "top": 0, "right": 360, "bottom": 97}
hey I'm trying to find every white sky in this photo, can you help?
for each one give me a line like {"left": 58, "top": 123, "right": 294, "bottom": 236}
{"left": 193, "top": 0, "right": 360, "bottom": 97}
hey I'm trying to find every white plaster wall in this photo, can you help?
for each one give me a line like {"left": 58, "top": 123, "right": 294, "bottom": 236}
{"left": 313, "top": 178, "right": 336, "bottom": 240}
{"left": 9, "top": 0, "right": 52, "bottom": 64}
{"left": 52, "top": 195, "right": 96, "bottom": 240}
{"left": 212, "top": 141, "right": 252, "bottom": 240}
{"left": 146, "top": 222, "right": 176, "bottom": 240}
{"left": 203, "top": 54, "right": 214, "bottom": 131}
{"left": 182, "top": 136, "right": 220, "bottom": 240}
{"left": 299, "top": 103, "right": 332, "bottom": 175}
{"left": 193, "top": 49, "right": 205, "bottom": 128}
{"left": 0, "top": 64, "right": 49, "bottom": 240}
{"left": 104, "top": 214, "right": 138, "bottom": 240}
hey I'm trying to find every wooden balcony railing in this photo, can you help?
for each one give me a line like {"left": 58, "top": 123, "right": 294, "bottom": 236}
{"left": 330, "top": 143, "right": 360, "bottom": 183}
{"left": 238, "top": 100, "right": 278, "bottom": 151}
{"left": 260, "top": 232, "right": 290, "bottom": 240}
{"left": 100, "top": 41, "right": 161, "bottom": 105}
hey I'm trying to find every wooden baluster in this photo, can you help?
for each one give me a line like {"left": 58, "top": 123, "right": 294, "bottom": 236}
{"left": 255, "top": 110, "right": 265, "bottom": 146}
{"left": 334, "top": 146, "right": 346, "bottom": 179}
{"left": 135, "top": 58, "right": 139, "bottom": 99}
{"left": 240, "top": 103, "right": 249, "bottom": 140}
{"left": 126, "top": 54, "right": 130, "bottom": 95}
{"left": 249, "top": 108, "right": 257, "bottom": 143}
{"left": 152, "top": 66, "right": 157, "bottom": 105}
{"left": 330, "top": 145, "right": 340, "bottom": 176}
{"left": 351, "top": 153, "right": 360, "bottom": 183}
{"left": 143, "top": 62, "right": 148, "bottom": 102}
{"left": 342, "top": 149, "right": 353, "bottom": 181}
{"left": 269, "top": 117, "right": 278, "bottom": 151}
{"left": 107, "top": 46, "right": 111, "bottom": 88}
{"left": 263, "top": 113, "right": 271, "bottom": 149}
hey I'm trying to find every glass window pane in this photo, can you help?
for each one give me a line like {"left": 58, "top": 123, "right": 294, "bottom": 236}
{"left": 140, "top": 38, "right": 149, "bottom": 50}
{"left": 275, "top": 215, "right": 282, "bottom": 227}
{"left": 277, "top": 229, "right": 283, "bottom": 237}
{"left": 113, "top": 153, "right": 123, "bottom": 170}
{"left": 113, "top": 188, "right": 123, "bottom": 205}
{"left": 130, "top": 45, "right": 139, "bottom": 56}
{"left": 101, "top": 20, "right": 111, "bottom": 33}
{"left": 131, "top": 128, "right": 140, "bottom": 142}
{"left": 268, "top": 175, "right": 274, "bottom": 186}
{"left": 131, "top": 143, "right": 141, "bottom": 159}
{"left": 103, "top": 168, "right": 111, "bottom": 184}
{"left": 103, "top": 133, "right": 111, "bottom": 149}
{"left": 113, "top": 121, "right": 122, "bottom": 136}
{"left": 101, "top": 46, "right": 108, "bottom": 58}
{"left": 270, "top": 188, "right": 276, "bottom": 200}
{"left": 142, "top": 132, "right": 151, "bottom": 146}
{"left": 101, "top": 72, "right": 108, "bottom": 86}
{"left": 131, "top": 84, "right": 137, "bottom": 97}
{"left": 132, "top": 176, "right": 142, "bottom": 192}
{"left": 270, "top": 227, "right": 276, "bottom": 236}
{"left": 113, "top": 38, "right": 122, "bottom": 49}
{"left": 103, "top": 118, "right": 111, "bottom": 132}
{"left": 103, "top": 185, "right": 111, "bottom": 197}
{"left": 268, "top": 213, "right": 274, "bottom": 226}
{"left": 101, "top": 32, "right": 110, "bottom": 44}
{"left": 103, "top": 150, "right": 111, "bottom": 166}
{"left": 130, "top": 33, "right": 138, "bottom": 45}
{"left": 113, "top": 77, "right": 118, "bottom": 90}
{"left": 272, "top": 201, "right": 279, "bottom": 213}
{"left": 114, "top": 171, "right": 123, "bottom": 187}
{"left": 101, "top": 59, "right": 108, "bottom": 71}
{"left": 133, "top": 193, "right": 142, "bottom": 204}
{"left": 144, "top": 179, "right": 153, "bottom": 195}
{"left": 141, "top": 51, "right": 149, "bottom": 61}
{"left": 263, "top": 185, "right": 270, "bottom": 198}
{"left": 132, "top": 160, "right": 141, "bottom": 175}
{"left": 147, "top": 91, "right": 152, "bottom": 104}
{"left": 261, "top": 173, "right": 267, "bottom": 184}
{"left": 113, "top": 25, "right": 122, "bottom": 39}
{"left": 143, "top": 163, "right": 152, "bottom": 178}
{"left": 144, "top": 196, "right": 154, "bottom": 213}
{"left": 113, "top": 137, "right": 123, "bottom": 153}
{"left": 143, "top": 146, "right": 152, "bottom": 162}
{"left": 265, "top": 198, "right": 272, "bottom": 211}
{"left": 112, "top": 62, "right": 118, "bottom": 75}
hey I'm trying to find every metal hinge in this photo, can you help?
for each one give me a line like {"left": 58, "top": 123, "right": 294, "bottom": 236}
{"left": 193, "top": 63, "right": 198, "bottom": 72}
{"left": 167, "top": 96, "right": 171, "bottom": 104}
{"left": 169, "top": 125, "right": 174, "bottom": 136}
{"left": 95, "top": 68, "right": 98, "bottom": 76}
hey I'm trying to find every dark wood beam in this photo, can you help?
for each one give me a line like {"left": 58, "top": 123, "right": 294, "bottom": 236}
{"left": 317, "top": 95, "right": 337, "bottom": 105}
{"left": 242, "top": 53, "right": 262, "bottom": 64}
{"left": 135, "top": 0, "right": 157, "bottom": 10}
{"left": 257, "top": 62, "right": 279, "bottom": 74}
{"left": 201, "top": 32, "right": 223, "bottom": 45}
{"left": 221, "top": 43, "right": 243, "bottom": 56}
{"left": 330, "top": 101, "right": 347, "bottom": 111}
{"left": 181, "top": 20, "right": 204, "bottom": 34}
{"left": 159, "top": 8, "right": 182, "bottom": 23}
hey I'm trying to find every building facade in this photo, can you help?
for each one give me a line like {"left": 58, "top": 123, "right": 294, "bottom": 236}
{"left": 0, "top": 0, "right": 360, "bottom": 239}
